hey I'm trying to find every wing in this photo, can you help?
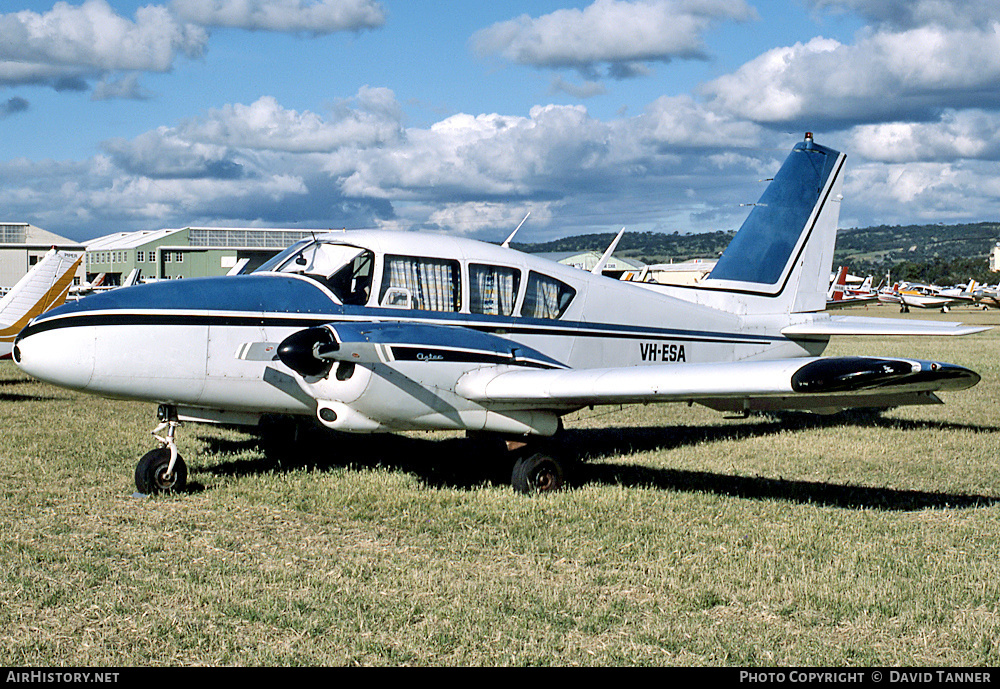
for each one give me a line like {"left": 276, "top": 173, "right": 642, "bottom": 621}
{"left": 256, "top": 322, "right": 980, "bottom": 417}
{"left": 455, "top": 356, "right": 980, "bottom": 415}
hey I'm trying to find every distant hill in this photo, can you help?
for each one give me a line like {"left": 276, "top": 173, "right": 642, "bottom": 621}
{"left": 837, "top": 221, "right": 1000, "bottom": 261}
{"left": 514, "top": 222, "right": 1000, "bottom": 286}
{"left": 833, "top": 222, "right": 1000, "bottom": 283}
{"left": 512, "top": 230, "right": 736, "bottom": 266}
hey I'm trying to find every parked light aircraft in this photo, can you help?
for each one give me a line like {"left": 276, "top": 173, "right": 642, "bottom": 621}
{"left": 68, "top": 267, "right": 143, "bottom": 298}
{"left": 1, "top": 248, "right": 82, "bottom": 359}
{"left": 891, "top": 280, "right": 977, "bottom": 313}
{"left": 936, "top": 280, "right": 980, "bottom": 307}
{"left": 969, "top": 283, "right": 1000, "bottom": 309}
{"left": 13, "top": 135, "right": 987, "bottom": 494}
{"left": 826, "top": 267, "right": 877, "bottom": 308}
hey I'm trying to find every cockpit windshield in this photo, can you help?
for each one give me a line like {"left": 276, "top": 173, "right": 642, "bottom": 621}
{"left": 254, "top": 238, "right": 312, "bottom": 274}
{"left": 255, "top": 239, "right": 374, "bottom": 305}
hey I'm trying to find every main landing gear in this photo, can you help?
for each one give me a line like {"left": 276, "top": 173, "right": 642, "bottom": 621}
{"left": 134, "top": 405, "right": 188, "bottom": 495}
{"left": 493, "top": 436, "right": 572, "bottom": 494}
{"left": 511, "top": 452, "right": 566, "bottom": 493}
{"left": 131, "top": 410, "right": 573, "bottom": 496}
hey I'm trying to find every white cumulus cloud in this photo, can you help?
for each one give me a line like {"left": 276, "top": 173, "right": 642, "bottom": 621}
{"left": 849, "top": 112, "right": 1000, "bottom": 163}
{"left": 702, "top": 26, "right": 1000, "bottom": 127}
{"left": 174, "top": 91, "right": 405, "bottom": 153}
{"left": 472, "top": 0, "right": 756, "bottom": 78}
{"left": 169, "top": 0, "right": 386, "bottom": 34}
{"left": 806, "top": 0, "right": 1000, "bottom": 30}
{"left": 0, "top": 0, "right": 207, "bottom": 89}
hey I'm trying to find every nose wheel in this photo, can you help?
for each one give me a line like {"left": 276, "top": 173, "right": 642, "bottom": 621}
{"left": 135, "top": 405, "right": 188, "bottom": 495}
{"left": 135, "top": 447, "right": 187, "bottom": 494}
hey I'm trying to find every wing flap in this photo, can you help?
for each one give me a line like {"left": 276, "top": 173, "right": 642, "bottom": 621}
{"left": 455, "top": 356, "right": 980, "bottom": 412}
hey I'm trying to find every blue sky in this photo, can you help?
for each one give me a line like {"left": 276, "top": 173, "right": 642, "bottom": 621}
{"left": 2, "top": 1, "right": 999, "bottom": 243}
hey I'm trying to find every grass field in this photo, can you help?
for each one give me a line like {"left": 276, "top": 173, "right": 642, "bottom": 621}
{"left": 2, "top": 304, "right": 1000, "bottom": 666}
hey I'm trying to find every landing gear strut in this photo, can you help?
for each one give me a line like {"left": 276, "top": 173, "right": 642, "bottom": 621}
{"left": 135, "top": 405, "right": 188, "bottom": 494}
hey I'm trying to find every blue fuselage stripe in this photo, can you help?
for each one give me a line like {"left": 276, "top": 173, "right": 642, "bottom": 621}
{"left": 20, "top": 307, "right": 780, "bottom": 347}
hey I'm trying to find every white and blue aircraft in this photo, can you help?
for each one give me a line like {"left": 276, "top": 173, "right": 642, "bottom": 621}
{"left": 12, "top": 134, "right": 986, "bottom": 494}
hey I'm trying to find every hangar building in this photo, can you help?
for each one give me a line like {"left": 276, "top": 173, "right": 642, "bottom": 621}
{"left": 0, "top": 223, "right": 87, "bottom": 290}
{"left": 83, "top": 226, "right": 320, "bottom": 285}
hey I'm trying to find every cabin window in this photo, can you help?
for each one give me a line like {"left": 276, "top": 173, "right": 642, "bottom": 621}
{"left": 326, "top": 249, "right": 374, "bottom": 305}
{"left": 380, "top": 255, "right": 461, "bottom": 311}
{"left": 469, "top": 264, "right": 520, "bottom": 316}
{"left": 520, "top": 271, "right": 575, "bottom": 319}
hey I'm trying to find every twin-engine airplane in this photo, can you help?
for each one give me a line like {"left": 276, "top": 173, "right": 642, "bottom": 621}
{"left": 13, "top": 135, "right": 986, "bottom": 494}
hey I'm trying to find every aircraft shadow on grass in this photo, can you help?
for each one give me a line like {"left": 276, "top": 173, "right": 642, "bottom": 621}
{"left": 190, "top": 411, "right": 1000, "bottom": 511}
{"left": 0, "top": 393, "right": 65, "bottom": 403}
{"left": 0, "top": 378, "right": 67, "bottom": 403}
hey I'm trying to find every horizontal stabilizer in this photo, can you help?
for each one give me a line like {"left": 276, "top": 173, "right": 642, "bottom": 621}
{"left": 782, "top": 316, "right": 988, "bottom": 337}
{"left": 455, "top": 356, "right": 979, "bottom": 414}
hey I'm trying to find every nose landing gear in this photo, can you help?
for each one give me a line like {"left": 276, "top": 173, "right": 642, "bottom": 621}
{"left": 134, "top": 405, "right": 188, "bottom": 495}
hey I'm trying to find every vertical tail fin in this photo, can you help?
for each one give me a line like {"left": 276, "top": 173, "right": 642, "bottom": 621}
{"left": 699, "top": 133, "right": 847, "bottom": 315}
{"left": 0, "top": 249, "right": 83, "bottom": 356}
{"left": 828, "top": 265, "right": 848, "bottom": 301}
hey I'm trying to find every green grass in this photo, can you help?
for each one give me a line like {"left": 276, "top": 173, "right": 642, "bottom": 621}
{"left": 2, "top": 304, "right": 1000, "bottom": 666}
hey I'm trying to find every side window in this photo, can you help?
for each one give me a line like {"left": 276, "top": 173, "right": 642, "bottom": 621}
{"left": 520, "top": 271, "right": 576, "bottom": 319}
{"left": 380, "top": 255, "right": 461, "bottom": 312}
{"left": 469, "top": 264, "right": 520, "bottom": 316}
{"left": 327, "top": 250, "right": 374, "bottom": 306}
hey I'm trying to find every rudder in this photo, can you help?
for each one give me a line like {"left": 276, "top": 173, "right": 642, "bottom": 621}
{"left": 701, "top": 133, "right": 846, "bottom": 314}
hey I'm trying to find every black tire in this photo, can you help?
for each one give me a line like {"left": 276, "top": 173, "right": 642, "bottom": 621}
{"left": 135, "top": 447, "right": 187, "bottom": 495}
{"left": 511, "top": 453, "right": 566, "bottom": 494}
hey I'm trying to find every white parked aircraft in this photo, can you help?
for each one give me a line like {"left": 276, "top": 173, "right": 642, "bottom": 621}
{"left": 826, "top": 266, "right": 877, "bottom": 308}
{"left": 13, "top": 135, "right": 986, "bottom": 494}
{"left": 1, "top": 248, "right": 82, "bottom": 359}
{"left": 894, "top": 282, "right": 967, "bottom": 313}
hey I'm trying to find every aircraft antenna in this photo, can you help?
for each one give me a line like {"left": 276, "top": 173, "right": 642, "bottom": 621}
{"left": 502, "top": 212, "right": 530, "bottom": 248}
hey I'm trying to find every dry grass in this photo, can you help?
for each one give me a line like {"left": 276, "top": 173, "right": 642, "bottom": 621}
{"left": 2, "top": 303, "right": 999, "bottom": 666}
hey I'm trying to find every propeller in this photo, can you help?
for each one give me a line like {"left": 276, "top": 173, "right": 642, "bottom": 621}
{"left": 276, "top": 327, "right": 338, "bottom": 377}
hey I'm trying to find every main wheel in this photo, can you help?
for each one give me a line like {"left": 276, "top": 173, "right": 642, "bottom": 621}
{"left": 511, "top": 453, "right": 566, "bottom": 494}
{"left": 135, "top": 447, "right": 187, "bottom": 495}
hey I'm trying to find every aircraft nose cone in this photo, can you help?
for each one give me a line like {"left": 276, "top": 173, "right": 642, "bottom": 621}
{"left": 13, "top": 321, "right": 96, "bottom": 390}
